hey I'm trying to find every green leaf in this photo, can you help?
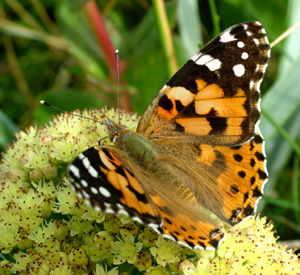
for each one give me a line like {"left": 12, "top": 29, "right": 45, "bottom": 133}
{"left": 178, "top": 0, "right": 202, "bottom": 56}
{"left": 123, "top": 1, "right": 182, "bottom": 114}
{"left": 55, "top": 0, "right": 106, "bottom": 79}
{"left": 261, "top": 60, "right": 300, "bottom": 197}
{"left": 0, "top": 110, "right": 19, "bottom": 149}
{"left": 259, "top": 1, "right": 300, "bottom": 202}
{"left": 277, "top": 0, "right": 300, "bottom": 76}
{"left": 263, "top": 195, "right": 300, "bottom": 211}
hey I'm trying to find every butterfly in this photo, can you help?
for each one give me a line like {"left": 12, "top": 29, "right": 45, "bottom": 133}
{"left": 68, "top": 22, "right": 270, "bottom": 250}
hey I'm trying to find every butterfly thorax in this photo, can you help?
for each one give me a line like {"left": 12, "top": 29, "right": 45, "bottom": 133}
{"left": 107, "top": 120, "right": 158, "bottom": 172}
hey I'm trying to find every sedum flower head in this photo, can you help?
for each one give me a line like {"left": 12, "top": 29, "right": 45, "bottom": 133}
{"left": 150, "top": 236, "right": 181, "bottom": 267}
{"left": 95, "top": 265, "right": 119, "bottom": 275}
{"left": 180, "top": 216, "right": 300, "bottom": 275}
{"left": 111, "top": 230, "right": 143, "bottom": 264}
{"left": 0, "top": 107, "right": 299, "bottom": 274}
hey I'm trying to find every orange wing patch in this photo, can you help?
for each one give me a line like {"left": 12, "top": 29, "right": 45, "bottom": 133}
{"left": 153, "top": 80, "right": 256, "bottom": 145}
{"left": 195, "top": 79, "right": 208, "bottom": 91}
{"left": 214, "top": 132, "right": 267, "bottom": 225}
{"left": 196, "top": 144, "right": 216, "bottom": 166}
{"left": 195, "top": 83, "right": 224, "bottom": 100}
{"left": 195, "top": 97, "right": 247, "bottom": 117}
{"left": 176, "top": 118, "right": 212, "bottom": 135}
{"left": 99, "top": 149, "right": 122, "bottom": 168}
{"left": 157, "top": 86, "right": 195, "bottom": 121}
{"left": 150, "top": 194, "right": 224, "bottom": 249}
{"left": 97, "top": 148, "right": 161, "bottom": 220}
{"left": 178, "top": 83, "right": 249, "bottom": 139}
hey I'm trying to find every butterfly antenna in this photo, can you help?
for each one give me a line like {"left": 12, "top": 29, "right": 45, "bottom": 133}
{"left": 270, "top": 19, "right": 300, "bottom": 48}
{"left": 40, "top": 100, "right": 104, "bottom": 125}
{"left": 115, "top": 49, "right": 121, "bottom": 125}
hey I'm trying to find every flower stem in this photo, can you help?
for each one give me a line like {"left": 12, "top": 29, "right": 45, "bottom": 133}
{"left": 152, "top": 0, "right": 178, "bottom": 76}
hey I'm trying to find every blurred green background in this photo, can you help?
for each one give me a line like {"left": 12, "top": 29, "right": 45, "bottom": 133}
{"left": 0, "top": 0, "right": 299, "bottom": 252}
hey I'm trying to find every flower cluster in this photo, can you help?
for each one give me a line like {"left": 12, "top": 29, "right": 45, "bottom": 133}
{"left": 0, "top": 108, "right": 299, "bottom": 274}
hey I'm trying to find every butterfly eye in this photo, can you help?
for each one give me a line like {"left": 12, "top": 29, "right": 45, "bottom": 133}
{"left": 112, "top": 132, "right": 120, "bottom": 144}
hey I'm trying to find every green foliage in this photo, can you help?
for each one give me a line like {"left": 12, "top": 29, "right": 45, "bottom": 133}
{"left": 0, "top": 0, "right": 299, "bottom": 258}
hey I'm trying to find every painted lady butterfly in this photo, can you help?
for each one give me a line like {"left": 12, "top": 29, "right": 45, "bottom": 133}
{"left": 68, "top": 22, "right": 270, "bottom": 250}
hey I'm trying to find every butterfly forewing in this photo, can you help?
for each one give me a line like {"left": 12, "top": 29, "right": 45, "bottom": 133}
{"left": 137, "top": 22, "right": 270, "bottom": 146}
{"left": 68, "top": 22, "right": 270, "bottom": 250}
{"left": 68, "top": 146, "right": 162, "bottom": 225}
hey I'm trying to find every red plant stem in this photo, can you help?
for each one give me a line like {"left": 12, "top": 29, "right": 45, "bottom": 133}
{"left": 83, "top": 1, "right": 122, "bottom": 81}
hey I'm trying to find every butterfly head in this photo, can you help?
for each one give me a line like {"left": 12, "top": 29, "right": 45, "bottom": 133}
{"left": 105, "top": 118, "right": 130, "bottom": 145}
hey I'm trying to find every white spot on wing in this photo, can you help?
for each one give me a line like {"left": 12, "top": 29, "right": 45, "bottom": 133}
{"left": 148, "top": 222, "right": 162, "bottom": 228}
{"left": 88, "top": 165, "right": 98, "bottom": 178}
{"left": 91, "top": 186, "right": 98, "bottom": 194}
{"left": 190, "top": 52, "right": 200, "bottom": 62}
{"left": 75, "top": 182, "right": 81, "bottom": 189}
{"left": 233, "top": 64, "right": 245, "bottom": 77}
{"left": 82, "top": 157, "right": 90, "bottom": 169}
{"left": 78, "top": 153, "right": 85, "bottom": 159}
{"left": 220, "top": 30, "right": 237, "bottom": 43}
{"left": 104, "top": 202, "right": 111, "bottom": 208}
{"left": 69, "top": 165, "right": 80, "bottom": 178}
{"left": 206, "top": 59, "right": 222, "bottom": 71}
{"left": 103, "top": 202, "right": 114, "bottom": 214}
{"left": 249, "top": 80, "right": 255, "bottom": 90}
{"left": 80, "top": 179, "right": 88, "bottom": 188}
{"left": 94, "top": 206, "right": 101, "bottom": 211}
{"left": 162, "top": 233, "right": 176, "bottom": 242}
{"left": 116, "top": 203, "right": 124, "bottom": 210}
{"left": 241, "top": 52, "right": 249, "bottom": 60}
{"left": 243, "top": 24, "right": 249, "bottom": 30}
{"left": 256, "top": 78, "right": 263, "bottom": 90}
{"left": 105, "top": 209, "right": 114, "bottom": 214}
{"left": 261, "top": 63, "right": 268, "bottom": 74}
{"left": 253, "top": 38, "right": 260, "bottom": 45}
{"left": 193, "top": 54, "right": 213, "bottom": 65}
{"left": 132, "top": 217, "right": 143, "bottom": 224}
{"left": 82, "top": 190, "right": 90, "bottom": 199}
{"left": 99, "top": 186, "right": 111, "bottom": 197}
{"left": 118, "top": 209, "right": 129, "bottom": 216}
{"left": 237, "top": 41, "right": 245, "bottom": 48}
{"left": 191, "top": 54, "right": 221, "bottom": 71}
{"left": 149, "top": 226, "right": 160, "bottom": 235}
{"left": 257, "top": 97, "right": 262, "bottom": 112}
{"left": 264, "top": 36, "right": 270, "bottom": 49}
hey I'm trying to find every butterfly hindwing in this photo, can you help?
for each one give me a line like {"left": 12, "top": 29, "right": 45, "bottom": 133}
{"left": 213, "top": 132, "right": 268, "bottom": 225}
{"left": 149, "top": 129, "right": 267, "bottom": 227}
{"left": 137, "top": 22, "right": 270, "bottom": 146}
